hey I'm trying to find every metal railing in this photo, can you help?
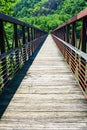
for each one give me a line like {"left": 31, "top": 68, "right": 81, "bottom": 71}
{"left": 52, "top": 9, "right": 87, "bottom": 98}
{"left": 0, "top": 13, "right": 47, "bottom": 90}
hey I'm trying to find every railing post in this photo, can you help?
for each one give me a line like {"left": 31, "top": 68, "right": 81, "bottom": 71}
{"left": 31, "top": 27, "right": 34, "bottom": 53}
{"left": 38, "top": 30, "right": 40, "bottom": 37}
{"left": 34, "top": 29, "right": 36, "bottom": 39}
{"left": 62, "top": 27, "right": 65, "bottom": 41}
{"left": 14, "top": 24, "right": 19, "bottom": 70}
{"left": 37, "top": 30, "right": 39, "bottom": 38}
{"left": 33, "top": 28, "right": 35, "bottom": 40}
{"left": 14, "top": 24, "right": 18, "bottom": 48}
{"left": 72, "top": 23, "right": 76, "bottom": 47}
{"left": 29, "top": 27, "right": 32, "bottom": 56}
{"left": 82, "top": 17, "right": 87, "bottom": 53}
{"left": 0, "top": 21, "right": 5, "bottom": 54}
{"left": 27, "top": 27, "right": 31, "bottom": 58}
{"left": 31, "top": 27, "right": 33, "bottom": 41}
{"left": 66, "top": 25, "right": 70, "bottom": 43}
{"left": 30, "top": 27, "right": 32, "bottom": 41}
{"left": 33, "top": 28, "right": 35, "bottom": 52}
{"left": 22, "top": 26, "right": 26, "bottom": 44}
{"left": 79, "top": 17, "right": 87, "bottom": 93}
{"left": 22, "top": 26, "right": 26, "bottom": 62}
{"left": 71, "top": 23, "right": 76, "bottom": 74}
{"left": 0, "top": 20, "right": 8, "bottom": 87}
{"left": 27, "top": 27, "right": 30, "bottom": 42}
{"left": 35, "top": 29, "right": 37, "bottom": 39}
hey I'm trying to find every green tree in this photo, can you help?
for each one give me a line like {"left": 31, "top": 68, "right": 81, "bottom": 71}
{"left": 0, "top": 0, "right": 16, "bottom": 15}
{"left": 1, "top": 0, "right": 87, "bottom": 32}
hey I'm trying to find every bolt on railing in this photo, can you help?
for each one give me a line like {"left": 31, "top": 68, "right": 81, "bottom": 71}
{"left": 52, "top": 9, "right": 87, "bottom": 98}
{"left": 0, "top": 13, "right": 47, "bottom": 91}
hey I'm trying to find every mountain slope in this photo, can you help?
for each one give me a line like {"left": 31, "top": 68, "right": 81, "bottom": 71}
{"left": 7, "top": 0, "right": 87, "bottom": 32}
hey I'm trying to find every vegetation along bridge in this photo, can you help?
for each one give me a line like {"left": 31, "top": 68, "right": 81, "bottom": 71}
{"left": 0, "top": 9, "right": 87, "bottom": 129}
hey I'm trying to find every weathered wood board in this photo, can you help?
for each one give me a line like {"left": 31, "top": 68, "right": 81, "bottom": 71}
{"left": 0, "top": 35, "right": 87, "bottom": 130}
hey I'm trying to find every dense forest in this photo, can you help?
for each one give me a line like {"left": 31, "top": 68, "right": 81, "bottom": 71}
{"left": 0, "top": 0, "right": 87, "bottom": 32}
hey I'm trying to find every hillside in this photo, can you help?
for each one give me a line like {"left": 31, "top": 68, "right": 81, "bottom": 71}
{"left": 13, "top": 0, "right": 62, "bottom": 17}
{"left": 13, "top": 0, "right": 63, "bottom": 32}
{"left": 0, "top": 0, "right": 87, "bottom": 32}
{"left": 13, "top": 0, "right": 87, "bottom": 33}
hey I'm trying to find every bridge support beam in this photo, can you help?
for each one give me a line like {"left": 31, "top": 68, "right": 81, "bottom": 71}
{"left": 72, "top": 23, "right": 76, "bottom": 47}
{"left": 0, "top": 20, "right": 5, "bottom": 53}
{"left": 0, "top": 20, "right": 8, "bottom": 87}
{"left": 27, "top": 27, "right": 30, "bottom": 42}
{"left": 31, "top": 27, "right": 33, "bottom": 41}
{"left": 66, "top": 25, "right": 70, "bottom": 43}
{"left": 22, "top": 26, "right": 26, "bottom": 63}
{"left": 14, "top": 24, "right": 19, "bottom": 69}
{"left": 82, "top": 17, "right": 87, "bottom": 53}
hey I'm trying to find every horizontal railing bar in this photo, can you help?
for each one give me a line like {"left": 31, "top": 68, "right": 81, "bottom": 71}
{"left": 0, "top": 12, "right": 26, "bottom": 26}
{"left": 0, "top": 13, "right": 45, "bottom": 32}
{"left": 52, "top": 34, "right": 87, "bottom": 61}
{"left": 0, "top": 35, "right": 46, "bottom": 60}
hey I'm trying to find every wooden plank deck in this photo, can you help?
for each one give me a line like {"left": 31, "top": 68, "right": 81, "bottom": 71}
{"left": 0, "top": 35, "right": 87, "bottom": 129}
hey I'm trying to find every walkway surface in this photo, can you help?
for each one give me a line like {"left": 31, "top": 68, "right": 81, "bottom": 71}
{"left": 0, "top": 35, "right": 87, "bottom": 130}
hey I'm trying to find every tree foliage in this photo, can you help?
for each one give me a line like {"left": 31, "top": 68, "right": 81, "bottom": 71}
{"left": 0, "top": 0, "right": 16, "bottom": 15}
{"left": 0, "top": 0, "right": 87, "bottom": 32}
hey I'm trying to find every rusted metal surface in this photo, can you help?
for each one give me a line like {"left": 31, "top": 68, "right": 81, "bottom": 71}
{"left": 53, "top": 9, "right": 87, "bottom": 31}
{"left": 52, "top": 35, "right": 87, "bottom": 98}
{"left": 52, "top": 9, "right": 87, "bottom": 53}
{"left": 52, "top": 9, "right": 87, "bottom": 98}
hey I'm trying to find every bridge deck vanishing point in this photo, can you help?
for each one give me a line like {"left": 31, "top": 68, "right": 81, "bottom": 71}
{"left": 0, "top": 35, "right": 87, "bottom": 130}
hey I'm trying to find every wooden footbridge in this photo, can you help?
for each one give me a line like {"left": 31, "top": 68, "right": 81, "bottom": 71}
{"left": 0, "top": 9, "right": 87, "bottom": 129}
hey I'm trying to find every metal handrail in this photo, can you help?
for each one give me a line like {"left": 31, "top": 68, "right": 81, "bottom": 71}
{"left": 0, "top": 12, "right": 47, "bottom": 90}
{"left": 52, "top": 9, "right": 87, "bottom": 98}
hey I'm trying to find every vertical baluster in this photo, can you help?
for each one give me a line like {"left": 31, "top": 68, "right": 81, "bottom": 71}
{"left": 27, "top": 27, "right": 30, "bottom": 42}
{"left": 31, "top": 27, "right": 33, "bottom": 41}
{"left": 0, "top": 20, "right": 8, "bottom": 87}
{"left": 27, "top": 27, "right": 30, "bottom": 59}
{"left": 14, "top": 24, "right": 19, "bottom": 71}
{"left": 71, "top": 23, "right": 76, "bottom": 74}
{"left": 34, "top": 28, "right": 36, "bottom": 39}
{"left": 66, "top": 25, "right": 70, "bottom": 43}
{"left": 22, "top": 26, "right": 26, "bottom": 63}
{"left": 35, "top": 29, "right": 37, "bottom": 39}
{"left": 71, "top": 23, "right": 76, "bottom": 47}
{"left": 80, "top": 17, "right": 87, "bottom": 94}
{"left": 82, "top": 17, "right": 87, "bottom": 53}
{"left": 29, "top": 27, "right": 32, "bottom": 56}
{"left": 33, "top": 28, "right": 34, "bottom": 39}
{"left": 63, "top": 27, "right": 66, "bottom": 41}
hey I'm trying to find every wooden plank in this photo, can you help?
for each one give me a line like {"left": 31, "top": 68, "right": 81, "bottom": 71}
{"left": 0, "top": 123, "right": 87, "bottom": 130}
{"left": 0, "top": 35, "right": 87, "bottom": 129}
